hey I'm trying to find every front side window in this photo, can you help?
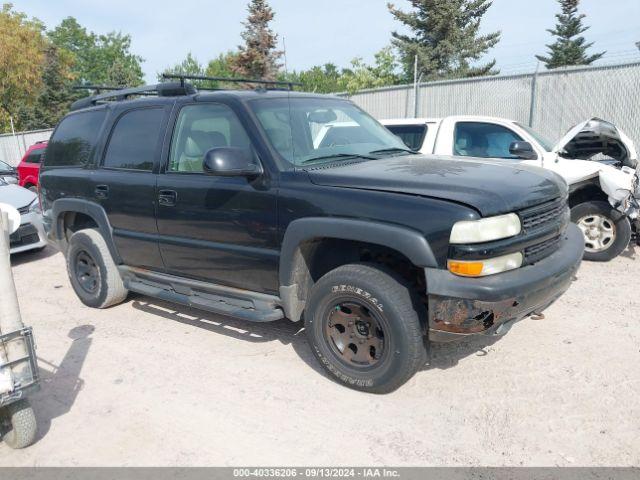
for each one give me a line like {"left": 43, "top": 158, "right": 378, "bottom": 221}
{"left": 385, "top": 124, "right": 427, "bottom": 151}
{"left": 168, "top": 104, "right": 252, "bottom": 173}
{"left": 46, "top": 110, "right": 107, "bottom": 167}
{"left": 454, "top": 122, "right": 524, "bottom": 160}
{"left": 103, "top": 108, "right": 164, "bottom": 171}
{"left": 249, "top": 98, "right": 409, "bottom": 166}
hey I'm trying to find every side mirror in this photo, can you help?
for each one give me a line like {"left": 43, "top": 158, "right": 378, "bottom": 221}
{"left": 509, "top": 141, "right": 537, "bottom": 160}
{"left": 202, "top": 147, "right": 262, "bottom": 177}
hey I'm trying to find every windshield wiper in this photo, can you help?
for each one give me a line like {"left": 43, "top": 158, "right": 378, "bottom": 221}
{"left": 300, "top": 153, "right": 376, "bottom": 165}
{"left": 369, "top": 147, "right": 417, "bottom": 156}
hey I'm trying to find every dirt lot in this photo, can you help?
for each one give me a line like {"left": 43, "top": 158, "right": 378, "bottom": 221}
{"left": 1, "top": 245, "right": 638, "bottom": 466}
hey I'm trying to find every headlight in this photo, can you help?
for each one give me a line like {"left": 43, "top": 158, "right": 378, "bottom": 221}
{"left": 450, "top": 213, "right": 521, "bottom": 244}
{"left": 28, "top": 199, "right": 41, "bottom": 215}
{"left": 448, "top": 252, "right": 523, "bottom": 277}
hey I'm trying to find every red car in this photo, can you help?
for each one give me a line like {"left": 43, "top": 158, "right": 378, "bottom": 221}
{"left": 17, "top": 141, "right": 47, "bottom": 192}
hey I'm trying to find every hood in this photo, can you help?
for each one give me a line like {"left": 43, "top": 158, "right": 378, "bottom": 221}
{"left": 553, "top": 118, "right": 638, "bottom": 167}
{"left": 306, "top": 155, "right": 565, "bottom": 217}
{"left": 0, "top": 184, "right": 36, "bottom": 210}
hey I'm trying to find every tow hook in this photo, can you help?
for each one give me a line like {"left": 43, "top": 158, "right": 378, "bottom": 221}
{"left": 530, "top": 312, "right": 545, "bottom": 321}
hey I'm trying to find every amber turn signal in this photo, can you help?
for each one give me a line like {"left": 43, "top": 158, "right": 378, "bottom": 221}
{"left": 447, "top": 260, "right": 484, "bottom": 277}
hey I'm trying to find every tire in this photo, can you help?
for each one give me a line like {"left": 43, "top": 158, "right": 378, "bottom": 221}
{"left": 1, "top": 399, "right": 37, "bottom": 449}
{"left": 66, "top": 228, "right": 128, "bottom": 308}
{"left": 305, "top": 263, "right": 427, "bottom": 394}
{"left": 571, "top": 201, "right": 632, "bottom": 262}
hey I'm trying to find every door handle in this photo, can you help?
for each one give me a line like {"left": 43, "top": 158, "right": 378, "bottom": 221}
{"left": 158, "top": 190, "right": 177, "bottom": 207}
{"left": 95, "top": 185, "right": 109, "bottom": 199}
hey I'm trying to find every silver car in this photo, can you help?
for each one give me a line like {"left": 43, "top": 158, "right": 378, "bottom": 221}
{"left": 0, "top": 178, "right": 47, "bottom": 254}
{"left": 0, "top": 160, "right": 18, "bottom": 185}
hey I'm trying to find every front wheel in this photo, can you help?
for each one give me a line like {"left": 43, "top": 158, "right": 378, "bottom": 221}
{"left": 1, "top": 399, "right": 37, "bottom": 449}
{"left": 305, "top": 263, "right": 427, "bottom": 394}
{"left": 571, "top": 201, "right": 632, "bottom": 262}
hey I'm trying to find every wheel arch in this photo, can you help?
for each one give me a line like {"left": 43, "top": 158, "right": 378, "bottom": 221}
{"left": 51, "top": 198, "right": 121, "bottom": 263}
{"left": 278, "top": 217, "right": 436, "bottom": 321}
{"left": 568, "top": 179, "right": 608, "bottom": 208}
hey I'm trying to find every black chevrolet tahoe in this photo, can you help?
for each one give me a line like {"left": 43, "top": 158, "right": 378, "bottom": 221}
{"left": 39, "top": 80, "right": 584, "bottom": 393}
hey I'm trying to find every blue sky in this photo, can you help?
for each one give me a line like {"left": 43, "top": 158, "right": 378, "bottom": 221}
{"left": 17, "top": 0, "right": 640, "bottom": 82}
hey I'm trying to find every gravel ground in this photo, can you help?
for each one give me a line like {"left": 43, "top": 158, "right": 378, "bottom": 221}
{"left": 1, "top": 244, "right": 638, "bottom": 466}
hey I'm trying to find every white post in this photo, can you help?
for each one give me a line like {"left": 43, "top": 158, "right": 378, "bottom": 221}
{"left": 0, "top": 209, "right": 28, "bottom": 387}
{"left": 413, "top": 55, "right": 419, "bottom": 118}
{"left": 9, "top": 116, "right": 22, "bottom": 162}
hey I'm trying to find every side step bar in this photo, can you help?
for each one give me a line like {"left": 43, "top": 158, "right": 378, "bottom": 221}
{"left": 119, "top": 266, "right": 284, "bottom": 323}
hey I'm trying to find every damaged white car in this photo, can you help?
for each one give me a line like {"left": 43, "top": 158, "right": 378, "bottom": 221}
{"left": 381, "top": 116, "right": 640, "bottom": 261}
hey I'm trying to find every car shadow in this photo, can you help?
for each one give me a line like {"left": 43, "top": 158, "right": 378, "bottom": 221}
{"left": 29, "top": 325, "right": 94, "bottom": 443}
{"left": 129, "top": 296, "right": 503, "bottom": 382}
{"left": 10, "top": 246, "right": 59, "bottom": 266}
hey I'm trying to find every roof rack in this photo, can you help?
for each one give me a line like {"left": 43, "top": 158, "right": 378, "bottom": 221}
{"left": 161, "top": 73, "right": 302, "bottom": 91}
{"left": 69, "top": 82, "right": 196, "bottom": 111}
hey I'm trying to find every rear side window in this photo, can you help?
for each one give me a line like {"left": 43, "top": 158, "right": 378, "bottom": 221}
{"left": 26, "top": 149, "right": 44, "bottom": 164}
{"left": 103, "top": 108, "right": 164, "bottom": 171}
{"left": 46, "top": 110, "right": 106, "bottom": 167}
{"left": 386, "top": 125, "right": 427, "bottom": 151}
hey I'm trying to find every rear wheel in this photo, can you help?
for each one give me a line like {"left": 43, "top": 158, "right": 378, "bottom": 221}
{"left": 66, "top": 229, "right": 128, "bottom": 308}
{"left": 305, "top": 263, "right": 427, "bottom": 394}
{"left": 571, "top": 201, "right": 631, "bottom": 262}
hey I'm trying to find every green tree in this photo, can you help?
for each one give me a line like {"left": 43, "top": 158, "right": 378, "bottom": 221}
{"left": 388, "top": 0, "right": 501, "bottom": 81}
{"left": 0, "top": 3, "right": 46, "bottom": 132}
{"left": 161, "top": 52, "right": 205, "bottom": 78}
{"left": 17, "top": 44, "right": 77, "bottom": 130}
{"left": 48, "top": 17, "right": 144, "bottom": 86}
{"left": 342, "top": 47, "right": 402, "bottom": 93}
{"left": 536, "top": 0, "right": 604, "bottom": 69}
{"left": 231, "top": 0, "right": 283, "bottom": 80}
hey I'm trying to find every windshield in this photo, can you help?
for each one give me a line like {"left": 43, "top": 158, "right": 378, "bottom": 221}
{"left": 516, "top": 123, "right": 554, "bottom": 152}
{"left": 249, "top": 97, "right": 410, "bottom": 166}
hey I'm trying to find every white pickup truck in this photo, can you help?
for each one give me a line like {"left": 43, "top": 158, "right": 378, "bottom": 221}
{"left": 377, "top": 116, "right": 639, "bottom": 261}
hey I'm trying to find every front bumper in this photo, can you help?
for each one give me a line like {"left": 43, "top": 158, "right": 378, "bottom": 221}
{"left": 10, "top": 211, "right": 48, "bottom": 254}
{"left": 425, "top": 224, "right": 584, "bottom": 342}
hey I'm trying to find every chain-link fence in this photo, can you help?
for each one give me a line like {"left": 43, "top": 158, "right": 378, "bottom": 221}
{"left": 341, "top": 61, "right": 640, "bottom": 151}
{"left": 2, "top": 62, "right": 638, "bottom": 165}
{"left": 0, "top": 129, "right": 53, "bottom": 167}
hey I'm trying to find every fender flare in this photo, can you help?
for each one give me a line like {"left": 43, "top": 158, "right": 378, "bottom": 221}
{"left": 280, "top": 217, "right": 438, "bottom": 285}
{"left": 278, "top": 217, "right": 437, "bottom": 321}
{"left": 51, "top": 198, "right": 121, "bottom": 263}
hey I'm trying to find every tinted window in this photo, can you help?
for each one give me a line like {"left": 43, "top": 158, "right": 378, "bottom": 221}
{"left": 386, "top": 125, "right": 427, "bottom": 151}
{"left": 46, "top": 110, "right": 106, "bottom": 167}
{"left": 169, "top": 104, "right": 252, "bottom": 173}
{"left": 454, "top": 122, "right": 524, "bottom": 159}
{"left": 103, "top": 108, "right": 164, "bottom": 171}
{"left": 26, "top": 149, "right": 44, "bottom": 164}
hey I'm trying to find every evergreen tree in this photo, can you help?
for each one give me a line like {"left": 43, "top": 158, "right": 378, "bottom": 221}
{"left": 231, "top": 0, "right": 283, "bottom": 80}
{"left": 17, "top": 45, "right": 77, "bottom": 130}
{"left": 536, "top": 0, "right": 604, "bottom": 69}
{"left": 388, "top": 0, "right": 501, "bottom": 81}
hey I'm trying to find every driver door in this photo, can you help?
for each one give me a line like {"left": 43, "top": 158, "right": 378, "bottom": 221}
{"left": 156, "top": 102, "right": 279, "bottom": 294}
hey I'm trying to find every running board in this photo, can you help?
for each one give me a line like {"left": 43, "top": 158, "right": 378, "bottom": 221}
{"left": 119, "top": 266, "right": 284, "bottom": 323}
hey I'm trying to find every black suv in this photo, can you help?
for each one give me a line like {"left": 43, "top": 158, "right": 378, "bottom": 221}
{"left": 39, "top": 79, "right": 584, "bottom": 393}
